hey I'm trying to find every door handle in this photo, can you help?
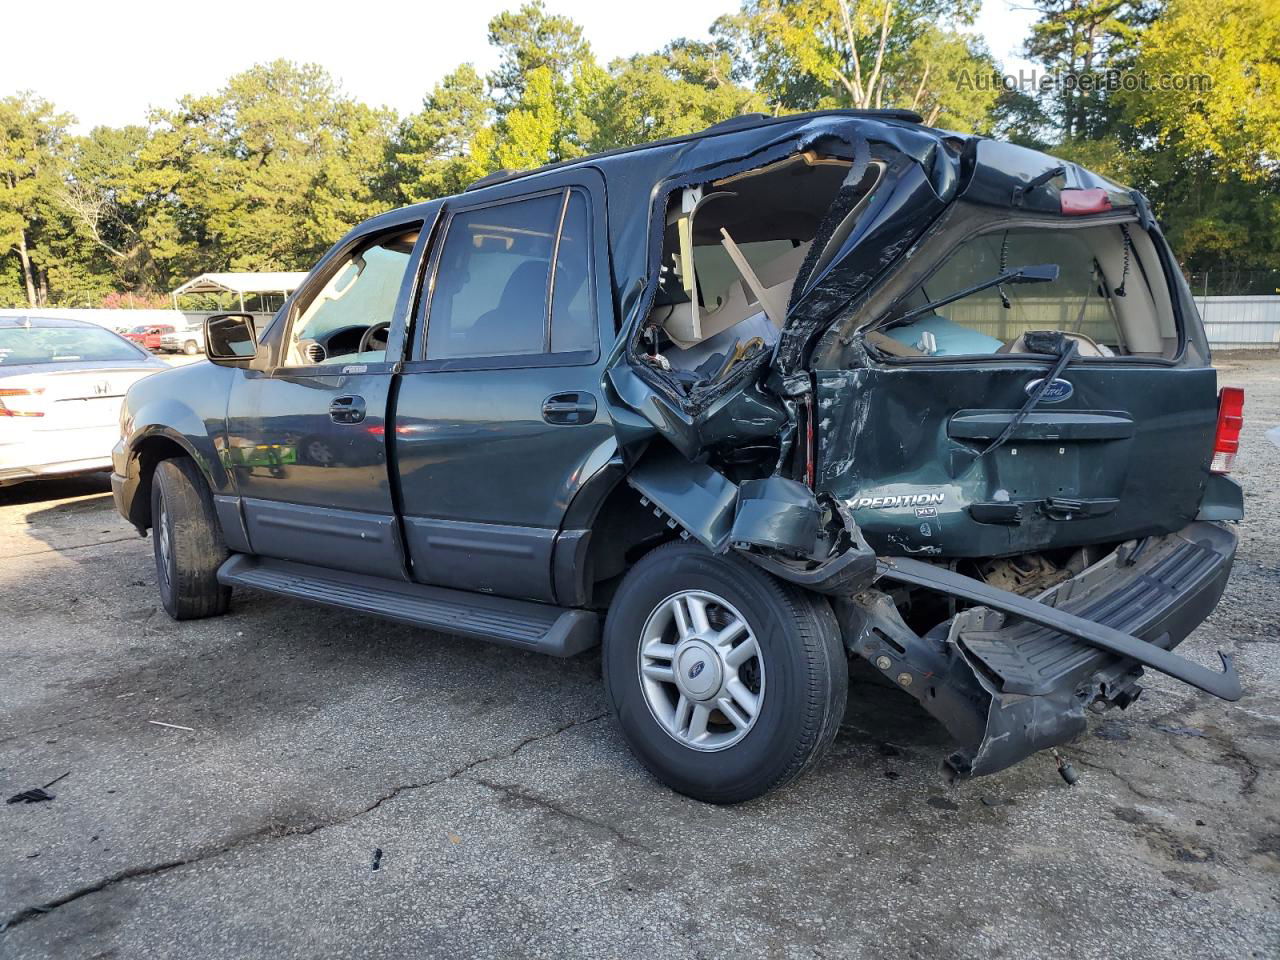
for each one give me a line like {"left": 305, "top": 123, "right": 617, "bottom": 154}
{"left": 542, "top": 392, "right": 596, "bottom": 425}
{"left": 329, "top": 395, "right": 366, "bottom": 424}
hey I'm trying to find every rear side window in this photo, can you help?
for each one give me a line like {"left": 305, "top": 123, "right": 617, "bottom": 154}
{"left": 426, "top": 189, "right": 596, "bottom": 361}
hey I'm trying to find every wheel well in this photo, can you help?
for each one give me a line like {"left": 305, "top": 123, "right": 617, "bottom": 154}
{"left": 581, "top": 480, "right": 680, "bottom": 607}
{"left": 128, "top": 436, "right": 192, "bottom": 531}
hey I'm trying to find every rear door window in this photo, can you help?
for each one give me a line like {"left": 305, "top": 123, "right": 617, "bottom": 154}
{"left": 425, "top": 189, "right": 596, "bottom": 361}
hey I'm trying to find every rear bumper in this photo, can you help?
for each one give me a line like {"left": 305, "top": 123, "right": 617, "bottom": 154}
{"left": 839, "top": 521, "right": 1238, "bottom": 780}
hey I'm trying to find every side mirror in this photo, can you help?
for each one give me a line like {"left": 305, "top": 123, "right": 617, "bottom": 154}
{"left": 1010, "top": 263, "right": 1060, "bottom": 284}
{"left": 205, "top": 313, "right": 258, "bottom": 363}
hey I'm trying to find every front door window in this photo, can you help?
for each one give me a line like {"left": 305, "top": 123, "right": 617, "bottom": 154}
{"left": 286, "top": 229, "right": 419, "bottom": 366}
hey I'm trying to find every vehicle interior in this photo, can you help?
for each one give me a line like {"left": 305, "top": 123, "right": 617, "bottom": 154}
{"left": 860, "top": 220, "right": 1178, "bottom": 360}
{"left": 638, "top": 151, "right": 882, "bottom": 391}
{"left": 284, "top": 229, "right": 420, "bottom": 366}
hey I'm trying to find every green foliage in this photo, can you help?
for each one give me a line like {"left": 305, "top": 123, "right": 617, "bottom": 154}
{"left": 487, "top": 1, "right": 594, "bottom": 107}
{"left": 144, "top": 61, "right": 397, "bottom": 275}
{"left": 494, "top": 66, "right": 562, "bottom": 169}
{"left": 1024, "top": 0, "right": 1150, "bottom": 140}
{"left": 393, "top": 65, "right": 496, "bottom": 203}
{"left": 587, "top": 46, "right": 766, "bottom": 151}
{"left": 1123, "top": 0, "right": 1280, "bottom": 183}
{"left": 0, "top": 93, "right": 72, "bottom": 306}
{"left": 714, "top": 0, "right": 985, "bottom": 121}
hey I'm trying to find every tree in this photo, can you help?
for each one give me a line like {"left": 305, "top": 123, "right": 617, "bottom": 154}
{"left": 1023, "top": 0, "right": 1153, "bottom": 141}
{"left": 0, "top": 94, "right": 71, "bottom": 306}
{"left": 715, "top": 0, "right": 990, "bottom": 125}
{"left": 1123, "top": 0, "right": 1280, "bottom": 183}
{"left": 494, "top": 66, "right": 561, "bottom": 169}
{"left": 487, "top": 1, "right": 593, "bottom": 107}
{"left": 142, "top": 61, "right": 397, "bottom": 276}
{"left": 393, "top": 65, "right": 497, "bottom": 202}
{"left": 588, "top": 43, "right": 766, "bottom": 150}
{"left": 487, "top": 4, "right": 603, "bottom": 164}
{"left": 1114, "top": 0, "right": 1280, "bottom": 289}
{"left": 57, "top": 125, "right": 160, "bottom": 292}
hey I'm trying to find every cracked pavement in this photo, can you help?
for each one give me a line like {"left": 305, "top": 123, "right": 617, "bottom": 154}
{"left": 2, "top": 353, "right": 1278, "bottom": 959}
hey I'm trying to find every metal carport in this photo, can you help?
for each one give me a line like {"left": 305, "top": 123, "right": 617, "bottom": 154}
{"left": 170, "top": 272, "right": 309, "bottom": 312}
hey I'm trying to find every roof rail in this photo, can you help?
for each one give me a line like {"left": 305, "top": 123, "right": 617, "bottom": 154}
{"left": 465, "top": 169, "right": 526, "bottom": 192}
{"left": 457, "top": 108, "right": 928, "bottom": 195}
{"left": 702, "top": 109, "right": 923, "bottom": 133}
{"left": 702, "top": 113, "right": 773, "bottom": 133}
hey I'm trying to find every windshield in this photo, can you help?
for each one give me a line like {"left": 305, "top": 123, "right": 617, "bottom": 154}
{"left": 0, "top": 326, "right": 148, "bottom": 365}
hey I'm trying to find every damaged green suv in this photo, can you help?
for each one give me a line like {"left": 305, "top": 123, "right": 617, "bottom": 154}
{"left": 112, "top": 109, "right": 1246, "bottom": 803}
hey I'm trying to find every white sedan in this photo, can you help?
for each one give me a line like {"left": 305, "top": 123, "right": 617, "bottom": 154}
{"left": 0, "top": 316, "right": 167, "bottom": 487}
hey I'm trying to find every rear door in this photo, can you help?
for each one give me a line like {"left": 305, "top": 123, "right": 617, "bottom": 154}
{"left": 393, "top": 169, "right": 616, "bottom": 603}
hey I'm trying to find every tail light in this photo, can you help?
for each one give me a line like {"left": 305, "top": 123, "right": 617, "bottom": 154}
{"left": 0, "top": 387, "right": 46, "bottom": 417}
{"left": 1210, "top": 387, "right": 1244, "bottom": 474}
{"left": 1060, "top": 188, "right": 1112, "bottom": 215}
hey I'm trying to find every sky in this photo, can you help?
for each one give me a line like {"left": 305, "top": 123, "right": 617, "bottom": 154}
{"left": 3, "top": 0, "right": 1038, "bottom": 132}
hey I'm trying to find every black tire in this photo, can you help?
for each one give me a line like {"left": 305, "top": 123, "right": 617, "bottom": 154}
{"left": 603, "top": 541, "right": 847, "bottom": 804}
{"left": 151, "top": 457, "right": 231, "bottom": 620}
{"left": 182, "top": 340, "right": 199, "bottom": 355}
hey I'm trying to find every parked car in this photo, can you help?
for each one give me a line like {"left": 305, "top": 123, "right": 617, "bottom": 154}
{"left": 158, "top": 325, "right": 205, "bottom": 355}
{"left": 111, "top": 110, "right": 1246, "bottom": 803}
{"left": 120, "top": 324, "right": 175, "bottom": 351}
{"left": 1, "top": 317, "right": 166, "bottom": 486}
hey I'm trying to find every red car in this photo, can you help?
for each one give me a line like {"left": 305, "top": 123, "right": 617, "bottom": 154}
{"left": 119, "top": 324, "right": 175, "bottom": 351}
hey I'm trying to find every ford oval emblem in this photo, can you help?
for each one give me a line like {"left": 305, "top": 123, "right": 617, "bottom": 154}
{"left": 688, "top": 661, "right": 705, "bottom": 679}
{"left": 1025, "top": 378, "right": 1074, "bottom": 403}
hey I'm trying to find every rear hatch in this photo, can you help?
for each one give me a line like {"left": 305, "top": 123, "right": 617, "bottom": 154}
{"left": 814, "top": 360, "right": 1217, "bottom": 557}
{"left": 795, "top": 143, "right": 1218, "bottom": 557}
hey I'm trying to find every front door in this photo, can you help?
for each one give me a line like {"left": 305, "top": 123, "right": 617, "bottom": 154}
{"left": 393, "top": 172, "right": 616, "bottom": 602}
{"left": 225, "top": 220, "right": 429, "bottom": 579}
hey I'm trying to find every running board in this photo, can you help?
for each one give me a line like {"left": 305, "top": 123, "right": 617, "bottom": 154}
{"left": 217, "top": 555, "right": 599, "bottom": 657}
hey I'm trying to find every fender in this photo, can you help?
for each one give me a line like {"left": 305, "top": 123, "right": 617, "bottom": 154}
{"left": 114, "top": 362, "right": 238, "bottom": 540}
{"left": 120, "top": 362, "right": 235, "bottom": 492}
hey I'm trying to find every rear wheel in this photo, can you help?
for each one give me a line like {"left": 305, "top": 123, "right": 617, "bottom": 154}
{"left": 151, "top": 458, "right": 231, "bottom": 620}
{"left": 603, "top": 541, "right": 846, "bottom": 804}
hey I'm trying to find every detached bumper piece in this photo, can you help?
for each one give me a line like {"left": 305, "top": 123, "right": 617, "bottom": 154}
{"left": 842, "top": 522, "right": 1239, "bottom": 781}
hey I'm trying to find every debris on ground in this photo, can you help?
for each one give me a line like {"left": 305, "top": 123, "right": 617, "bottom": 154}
{"left": 1153, "top": 723, "right": 1207, "bottom": 738}
{"left": 6, "top": 771, "right": 69, "bottom": 805}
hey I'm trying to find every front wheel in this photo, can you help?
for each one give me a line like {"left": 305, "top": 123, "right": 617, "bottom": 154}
{"left": 182, "top": 340, "right": 199, "bottom": 355}
{"left": 151, "top": 457, "right": 231, "bottom": 620}
{"left": 603, "top": 541, "right": 847, "bottom": 804}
